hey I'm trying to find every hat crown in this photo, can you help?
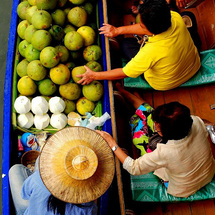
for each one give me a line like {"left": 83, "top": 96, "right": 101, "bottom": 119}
{"left": 72, "top": 155, "right": 89, "bottom": 170}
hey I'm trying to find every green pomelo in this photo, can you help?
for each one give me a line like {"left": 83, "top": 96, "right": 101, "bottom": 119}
{"left": 31, "top": 30, "right": 52, "bottom": 51}
{"left": 36, "top": 0, "right": 57, "bottom": 10}
{"left": 31, "top": 10, "right": 52, "bottom": 30}
{"left": 58, "top": 0, "right": 68, "bottom": 7}
{"left": 18, "top": 40, "right": 30, "bottom": 58}
{"left": 83, "top": 2, "right": 93, "bottom": 15}
{"left": 64, "top": 7, "right": 71, "bottom": 15}
{"left": 64, "top": 31, "right": 84, "bottom": 51}
{"left": 51, "top": 9, "right": 66, "bottom": 26}
{"left": 26, "top": 6, "right": 37, "bottom": 24}
{"left": 86, "top": 61, "right": 102, "bottom": 72}
{"left": 38, "top": 79, "right": 57, "bottom": 96}
{"left": 50, "top": 64, "right": 70, "bottom": 85}
{"left": 76, "top": 97, "right": 95, "bottom": 115}
{"left": 63, "top": 99, "right": 76, "bottom": 114}
{"left": 17, "top": 76, "right": 37, "bottom": 96}
{"left": 83, "top": 45, "right": 102, "bottom": 61}
{"left": 69, "top": 0, "right": 85, "bottom": 5}
{"left": 17, "top": 20, "right": 30, "bottom": 39}
{"left": 25, "top": 44, "right": 40, "bottom": 62}
{"left": 65, "top": 62, "right": 76, "bottom": 70}
{"left": 17, "top": 1, "right": 30, "bottom": 20}
{"left": 71, "top": 66, "right": 86, "bottom": 83}
{"left": 17, "top": 59, "right": 29, "bottom": 77}
{"left": 64, "top": 24, "right": 76, "bottom": 34}
{"left": 40, "top": 46, "right": 60, "bottom": 68}
{"left": 136, "top": 14, "right": 140, "bottom": 24}
{"left": 49, "top": 25, "right": 65, "bottom": 41}
{"left": 82, "top": 81, "right": 104, "bottom": 102}
{"left": 55, "top": 45, "right": 69, "bottom": 63}
{"left": 59, "top": 82, "right": 81, "bottom": 100}
{"left": 67, "top": 7, "right": 87, "bottom": 27}
{"left": 24, "top": 25, "right": 37, "bottom": 43}
{"left": 27, "top": 60, "right": 47, "bottom": 81}
{"left": 28, "top": 0, "right": 37, "bottom": 6}
{"left": 77, "top": 26, "right": 96, "bottom": 46}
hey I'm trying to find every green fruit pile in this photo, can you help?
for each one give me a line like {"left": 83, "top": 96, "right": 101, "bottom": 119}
{"left": 16, "top": 0, "right": 104, "bottom": 129}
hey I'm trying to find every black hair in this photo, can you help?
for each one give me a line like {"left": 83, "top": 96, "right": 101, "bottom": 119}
{"left": 47, "top": 195, "right": 67, "bottom": 215}
{"left": 138, "top": 0, "right": 171, "bottom": 34}
{"left": 152, "top": 102, "right": 193, "bottom": 140}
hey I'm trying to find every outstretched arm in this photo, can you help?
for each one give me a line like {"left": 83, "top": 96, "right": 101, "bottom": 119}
{"left": 77, "top": 66, "right": 127, "bottom": 85}
{"left": 99, "top": 23, "right": 150, "bottom": 38}
{"left": 176, "top": 0, "right": 188, "bottom": 8}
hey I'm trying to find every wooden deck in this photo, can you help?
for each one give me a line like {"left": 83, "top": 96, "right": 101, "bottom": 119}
{"left": 106, "top": 0, "right": 215, "bottom": 214}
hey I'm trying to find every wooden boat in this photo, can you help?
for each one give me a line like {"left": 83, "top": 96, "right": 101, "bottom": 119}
{"left": 2, "top": 0, "right": 116, "bottom": 214}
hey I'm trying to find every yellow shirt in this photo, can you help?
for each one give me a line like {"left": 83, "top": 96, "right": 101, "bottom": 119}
{"left": 123, "top": 116, "right": 215, "bottom": 198}
{"left": 122, "top": 11, "right": 201, "bottom": 91}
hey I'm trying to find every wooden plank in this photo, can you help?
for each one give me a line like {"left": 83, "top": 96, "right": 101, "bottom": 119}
{"left": 202, "top": 199, "right": 215, "bottom": 215}
{"left": 190, "top": 200, "right": 206, "bottom": 215}
{"left": 163, "top": 202, "right": 191, "bottom": 215}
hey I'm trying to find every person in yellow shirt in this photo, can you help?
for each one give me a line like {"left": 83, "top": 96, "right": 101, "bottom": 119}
{"left": 77, "top": 0, "right": 201, "bottom": 91}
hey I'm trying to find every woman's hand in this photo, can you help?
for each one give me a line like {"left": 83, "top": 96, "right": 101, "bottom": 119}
{"left": 96, "top": 130, "right": 118, "bottom": 148}
{"left": 77, "top": 66, "right": 96, "bottom": 85}
{"left": 99, "top": 23, "right": 119, "bottom": 38}
{"left": 176, "top": 0, "right": 188, "bottom": 8}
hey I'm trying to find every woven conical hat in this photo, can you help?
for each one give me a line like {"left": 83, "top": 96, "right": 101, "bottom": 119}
{"left": 39, "top": 127, "right": 115, "bottom": 204}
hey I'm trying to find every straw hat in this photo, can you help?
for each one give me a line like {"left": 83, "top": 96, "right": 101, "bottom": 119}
{"left": 39, "top": 126, "right": 115, "bottom": 203}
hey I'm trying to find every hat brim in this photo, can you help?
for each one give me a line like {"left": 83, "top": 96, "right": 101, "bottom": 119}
{"left": 39, "top": 127, "right": 115, "bottom": 203}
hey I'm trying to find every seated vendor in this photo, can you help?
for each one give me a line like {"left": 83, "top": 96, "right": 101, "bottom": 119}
{"left": 77, "top": 0, "right": 201, "bottom": 91}
{"left": 97, "top": 83, "right": 215, "bottom": 198}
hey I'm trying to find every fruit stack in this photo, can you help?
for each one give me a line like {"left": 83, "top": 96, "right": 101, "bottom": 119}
{"left": 14, "top": 0, "right": 105, "bottom": 132}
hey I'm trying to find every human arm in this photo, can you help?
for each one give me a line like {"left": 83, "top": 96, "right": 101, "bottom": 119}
{"left": 77, "top": 66, "right": 127, "bottom": 85}
{"left": 99, "top": 23, "right": 150, "bottom": 38}
{"left": 95, "top": 130, "right": 128, "bottom": 164}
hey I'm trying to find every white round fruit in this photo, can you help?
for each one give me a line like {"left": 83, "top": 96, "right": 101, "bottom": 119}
{"left": 14, "top": 96, "right": 31, "bottom": 114}
{"left": 17, "top": 112, "right": 34, "bottom": 129}
{"left": 49, "top": 96, "right": 66, "bottom": 113}
{"left": 50, "top": 113, "right": 67, "bottom": 129}
{"left": 31, "top": 96, "right": 49, "bottom": 115}
{"left": 34, "top": 114, "right": 50, "bottom": 129}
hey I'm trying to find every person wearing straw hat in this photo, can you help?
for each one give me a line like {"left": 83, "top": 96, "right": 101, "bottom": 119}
{"left": 9, "top": 127, "right": 115, "bottom": 215}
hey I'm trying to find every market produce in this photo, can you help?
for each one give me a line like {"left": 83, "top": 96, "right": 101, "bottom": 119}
{"left": 82, "top": 81, "right": 104, "bottom": 102}
{"left": 49, "top": 96, "right": 66, "bottom": 113}
{"left": 17, "top": 1, "right": 30, "bottom": 20}
{"left": 50, "top": 113, "right": 68, "bottom": 129}
{"left": 24, "top": 25, "right": 37, "bottom": 43}
{"left": 17, "top": 76, "right": 37, "bottom": 96}
{"left": 17, "top": 59, "right": 29, "bottom": 77}
{"left": 17, "top": 112, "right": 34, "bottom": 129}
{"left": 40, "top": 46, "right": 60, "bottom": 68}
{"left": 25, "top": 44, "right": 40, "bottom": 62}
{"left": 77, "top": 26, "right": 96, "bottom": 46}
{"left": 59, "top": 82, "right": 81, "bottom": 100}
{"left": 18, "top": 40, "right": 30, "bottom": 58}
{"left": 76, "top": 97, "right": 95, "bottom": 115}
{"left": 27, "top": 60, "right": 47, "bottom": 81}
{"left": 36, "top": 0, "right": 58, "bottom": 10}
{"left": 83, "top": 45, "right": 102, "bottom": 61}
{"left": 64, "top": 31, "right": 84, "bottom": 51}
{"left": 50, "top": 64, "right": 70, "bottom": 85}
{"left": 67, "top": 111, "right": 81, "bottom": 126}
{"left": 51, "top": 9, "right": 66, "bottom": 26}
{"left": 63, "top": 99, "right": 76, "bottom": 114}
{"left": 67, "top": 7, "right": 87, "bottom": 27}
{"left": 86, "top": 61, "right": 102, "bottom": 72}
{"left": 71, "top": 66, "right": 86, "bottom": 83}
{"left": 31, "top": 30, "right": 52, "bottom": 51}
{"left": 14, "top": 96, "right": 31, "bottom": 114}
{"left": 31, "top": 96, "right": 49, "bottom": 115}
{"left": 15, "top": 0, "right": 105, "bottom": 131}
{"left": 38, "top": 79, "right": 57, "bottom": 96}
{"left": 26, "top": 6, "right": 37, "bottom": 24}
{"left": 34, "top": 114, "right": 50, "bottom": 129}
